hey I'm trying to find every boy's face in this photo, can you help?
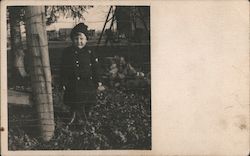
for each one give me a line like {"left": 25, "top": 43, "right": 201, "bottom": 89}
{"left": 73, "top": 32, "right": 87, "bottom": 49}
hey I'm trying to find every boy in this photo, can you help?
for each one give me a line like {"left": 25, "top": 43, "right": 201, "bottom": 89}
{"left": 60, "top": 23, "right": 104, "bottom": 125}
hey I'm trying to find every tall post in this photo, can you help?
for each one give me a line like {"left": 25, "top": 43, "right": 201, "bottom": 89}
{"left": 25, "top": 6, "right": 55, "bottom": 142}
{"left": 97, "top": 6, "right": 113, "bottom": 45}
{"left": 137, "top": 7, "right": 148, "bottom": 32}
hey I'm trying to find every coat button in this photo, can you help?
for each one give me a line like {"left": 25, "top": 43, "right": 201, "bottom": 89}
{"left": 95, "top": 58, "right": 98, "bottom": 62}
{"left": 77, "top": 77, "right": 80, "bottom": 80}
{"left": 76, "top": 61, "right": 79, "bottom": 63}
{"left": 76, "top": 64, "right": 79, "bottom": 67}
{"left": 90, "top": 76, "right": 92, "bottom": 80}
{"left": 89, "top": 63, "right": 92, "bottom": 66}
{"left": 75, "top": 51, "right": 78, "bottom": 54}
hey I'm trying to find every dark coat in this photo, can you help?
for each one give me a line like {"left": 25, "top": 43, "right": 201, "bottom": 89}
{"left": 60, "top": 45, "right": 100, "bottom": 110}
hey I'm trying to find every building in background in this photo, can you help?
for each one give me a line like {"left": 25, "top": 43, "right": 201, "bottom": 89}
{"left": 47, "top": 30, "right": 59, "bottom": 41}
{"left": 58, "top": 28, "right": 71, "bottom": 41}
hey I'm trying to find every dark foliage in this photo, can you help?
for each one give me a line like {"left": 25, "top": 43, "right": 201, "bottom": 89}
{"left": 8, "top": 87, "right": 151, "bottom": 150}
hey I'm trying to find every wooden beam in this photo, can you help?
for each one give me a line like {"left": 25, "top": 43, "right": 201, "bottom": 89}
{"left": 8, "top": 90, "right": 32, "bottom": 106}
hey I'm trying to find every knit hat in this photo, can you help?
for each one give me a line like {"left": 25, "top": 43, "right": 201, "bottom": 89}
{"left": 70, "top": 23, "right": 89, "bottom": 40}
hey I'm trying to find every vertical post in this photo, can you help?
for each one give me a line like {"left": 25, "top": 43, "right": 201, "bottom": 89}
{"left": 137, "top": 7, "right": 148, "bottom": 32}
{"left": 25, "top": 6, "right": 54, "bottom": 142}
{"left": 109, "top": 7, "right": 116, "bottom": 30}
{"left": 105, "top": 7, "right": 116, "bottom": 46}
{"left": 97, "top": 6, "right": 113, "bottom": 46}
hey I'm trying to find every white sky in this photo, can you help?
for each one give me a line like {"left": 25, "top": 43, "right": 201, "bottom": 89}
{"left": 46, "top": 6, "right": 112, "bottom": 31}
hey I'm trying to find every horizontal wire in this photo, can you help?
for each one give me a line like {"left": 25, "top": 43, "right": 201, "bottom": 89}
{"left": 9, "top": 85, "right": 150, "bottom": 88}
{"left": 9, "top": 121, "right": 141, "bottom": 127}
{"left": 22, "top": 19, "right": 136, "bottom": 25}
{"left": 10, "top": 74, "right": 150, "bottom": 78}
{"left": 9, "top": 107, "right": 150, "bottom": 115}
{"left": 9, "top": 125, "right": 54, "bottom": 128}
{"left": 25, "top": 13, "right": 45, "bottom": 20}
{"left": 9, "top": 117, "right": 74, "bottom": 122}
{"left": 30, "top": 80, "right": 52, "bottom": 83}
{"left": 11, "top": 106, "right": 149, "bottom": 114}
{"left": 28, "top": 92, "right": 53, "bottom": 95}
{"left": 9, "top": 90, "right": 54, "bottom": 97}
{"left": 8, "top": 115, "right": 150, "bottom": 122}
{"left": 8, "top": 88, "right": 150, "bottom": 95}
{"left": 16, "top": 63, "right": 150, "bottom": 69}
{"left": 8, "top": 118, "right": 145, "bottom": 123}
{"left": 28, "top": 44, "right": 49, "bottom": 48}
{"left": 8, "top": 121, "right": 150, "bottom": 129}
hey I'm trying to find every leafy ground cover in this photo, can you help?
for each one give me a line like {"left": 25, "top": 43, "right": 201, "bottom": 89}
{"left": 8, "top": 87, "right": 151, "bottom": 150}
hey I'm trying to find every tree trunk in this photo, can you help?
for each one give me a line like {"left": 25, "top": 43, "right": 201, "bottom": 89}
{"left": 9, "top": 7, "right": 28, "bottom": 81}
{"left": 25, "top": 6, "right": 55, "bottom": 142}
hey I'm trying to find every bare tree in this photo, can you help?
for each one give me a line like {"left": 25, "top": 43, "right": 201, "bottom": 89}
{"left": 45, "top": 6, "right": 92, "bottom": 25}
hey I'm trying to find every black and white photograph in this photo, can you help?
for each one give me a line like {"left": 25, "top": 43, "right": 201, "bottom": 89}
{"left": 6, "top": 5, "right": 151, "bottom": 150}
{"left": 3, "top": 1, "right": 248, "bottom": 156}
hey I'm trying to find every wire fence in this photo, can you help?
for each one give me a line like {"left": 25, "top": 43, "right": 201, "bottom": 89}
{"left": 7, "top": 13, "right": 151, "bottom": 150}
{"left": 8, "top": 51, "right": 151, "bottom": 140}
{"left": 8, "top": 82, "right": 152, "bottom": 150}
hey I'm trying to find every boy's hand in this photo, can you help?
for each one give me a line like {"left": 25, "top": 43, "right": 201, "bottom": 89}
{"left": 97, "top": 82, "right": 105, "bottom": 91}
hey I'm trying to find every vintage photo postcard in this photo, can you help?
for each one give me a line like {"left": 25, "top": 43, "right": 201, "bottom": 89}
{"left": 1, "top": 0, "right": 249, "bottom": 156}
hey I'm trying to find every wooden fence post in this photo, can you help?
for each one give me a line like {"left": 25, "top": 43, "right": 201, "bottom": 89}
{"left": 25, "top": 6, "right": 55, "bottom": 142}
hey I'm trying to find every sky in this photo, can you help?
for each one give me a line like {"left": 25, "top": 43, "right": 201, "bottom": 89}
{"left": 46, "top": 6, "right": 114, "bottom": 31}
